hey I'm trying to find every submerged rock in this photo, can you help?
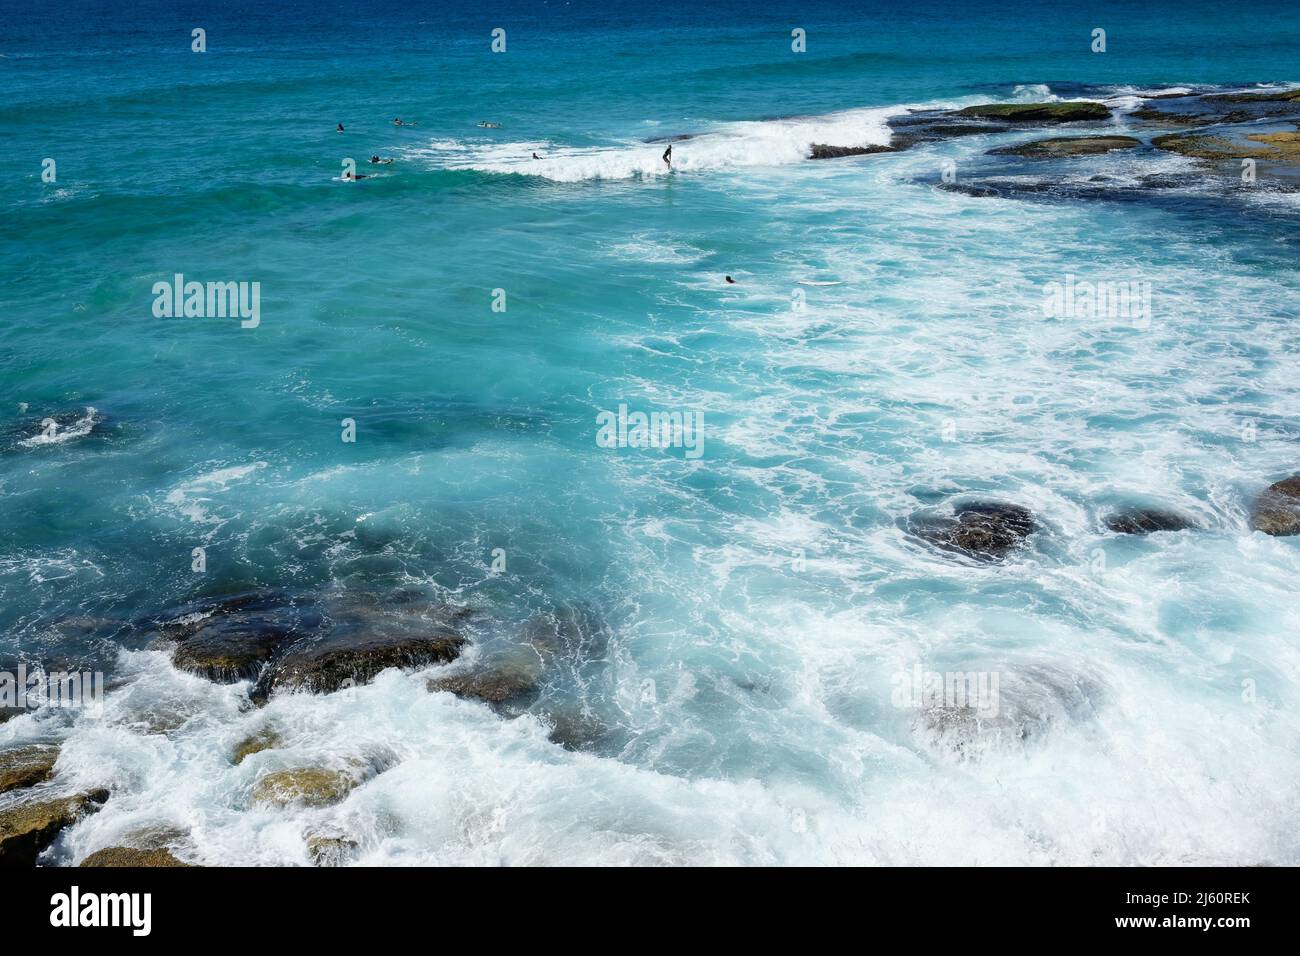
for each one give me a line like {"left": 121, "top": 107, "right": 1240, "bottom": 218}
{"left": 0, "top": 744, "right": 59, "bottom": 794}
{"left": 1250, "top": 476, "right": 1300, "bottom": 536}
{"left": 231, "top": 728, "right": 281, "bottom": 764}
{"left": 0, "top": 789, "right": 109, "bottom": 866}
{"left": 251, "top": 768, "right": 361, "bottom": 809}
{"left": 543, "top": 710, "right": 608, "bottom": 751}
{"left": 1104, "top": 507, "right": 1197, "bottom": 535}
{"left": 989, "top": 135, "right": 1141, "bottom": 158}
{"left": 80, "top": 846, "right": 192, "bottom": 867}
{"left": 808, "top": 143, "right": 896, "bottom": 159}
{"left": 6, "top": 407, "right": 109, "bottom": 450}
{"left": 955, "top": 101, "right": 1111, "bottom": 123}
{"left": 914, "top": 666, "right": 1102, "bottom": 761}
{"left": 428, "top": 656, "right": 541, "bottom": 705}
{"left": 154, "top": 590, "right": 322, "bottom": 683}
{"left": 908, "top": 501, "right": 1037, "bottom": 562}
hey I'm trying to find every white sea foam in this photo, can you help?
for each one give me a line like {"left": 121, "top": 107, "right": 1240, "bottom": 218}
{"left": 406, "top": 106, "right": 904, "bottom": 182}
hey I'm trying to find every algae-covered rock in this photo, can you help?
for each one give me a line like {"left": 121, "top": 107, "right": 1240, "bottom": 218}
{"left": 251, "top": 768, "right": 359, "bottom": 809}
{"left": 0, "top": 789, "right": 109, "bottom": 866}
{"left": 80, "top": 846, "right": 192, "bottom": 867}
{"left": 955, "top": 102, "right": 1111, "bottom": 123}
{"left": 990, "top": 135, "right": 1141, "bottom": 158}
{"left": 1251, "top": 476, "right": 1300, "bottom": 536}
{"left": 0, "top": 744, "right": 59, "bottom": 794}
{"left": 1151, "top": 133, "right": 1279, "bottom": 161}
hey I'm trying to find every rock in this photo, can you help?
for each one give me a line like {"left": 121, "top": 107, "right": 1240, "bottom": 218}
{"left": 1204, "top": 88, "right": 1300, "bottom": 104}
{"left": 1104, "top": 507, "right": 1197, "bottom": 535}
{"left": 0, "top": 744, "right": 59, "bottom": 795}
{"left": 253, "top": 627, "right": 465, "bottom": 700}
{"left": 231, "top": 728, "right": 281, "bottom": 764}
{"left": 955, "top": 102, "right": 1111, "bottom": 123}
{"left": 521, "top": 605, "right": 607, "bottom": 664}
{"left": 989, "top": 135, "right": 1141, "bottom": 158}
{"left": 543, "top": 711, "right": 607, "bottom": 751}
{"left": 1250, "top": 476, "right": 1300, "bottom": 536}
{"left": 1151, "top": 132, "right": 1278, "bottom": 162}
{"left": 914, "top": 665, "right": 1102, "bottom": 761}
{"left": 1128, "top": 107, "right": 1202, "bottom": 125}
{"left": 251, "top": 768, "right": 359, "bottom": 809}
{"left": 427, "top": 652, "right": 542, "bottom": 706}
{"left": 1244, "top": 130, "right": 1300, "bottom": 161}
{"left": 80, "top": 846, "right": 192, "bottom": 867}
{"left": 154, "top": 590, "right": 323, "bottom": 683}
{"left": 937, "top": 181, "right": 1005, "bottom": 198}
{"left": 0, "top": 789, "right": 109, "bottom": 866}
{"left": 305, "top": 832, "right": 358, "bottom": 866}
{"left": 7, "top": 407, "right": 108, "bottom": 449}
{"left": 908, "top": 501, "right": 1037, "bottom": 562}
{"left": 808, "top": 143, "right": 896, "bottom": 159}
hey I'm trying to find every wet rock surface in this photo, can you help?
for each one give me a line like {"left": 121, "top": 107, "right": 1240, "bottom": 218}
{"left": 428, "top": 651, "right": 542, "bottom": 706}
{"left": 0, "top": 744, "right": 59, "bottom": 794}
{"left": 80, "top": 846, "right": 192, "bottom": 867}
{"left": 151, "top": 589, "right": 470, "bottom": 700}
{"left": 989, "top": 135, "right": 1141, "bottom": 158}
{"left": 1104, "top": 507, "right": 1197, "bottom": 535}
{"left": 908, "top": 501, "right": 1037, "bottom": 562}
{"left": 955, "top": 101, "right": 1111, "bottom": 123}
{"left": 253, "top": 625, "right": 465, "bottom": 700}
{"left": 0, "top": 789, "right": 109, "bottom": 866}
{"left": 809, "top": 143, "right": 897, "bottom": 159}
{"left": 1250, "top": 476, "right": 1300, "bottom": 536}
{"left": 251, "top": 768, "right": 361, "bottom": 809}
{"left": 306, "top": 831, "right": 359, "bottom": 866}
{"left": 231, "top": 728, "right": 281, "bottom": 764}
{"left": 152, "top": 590, "right": 321, "bottom": 683}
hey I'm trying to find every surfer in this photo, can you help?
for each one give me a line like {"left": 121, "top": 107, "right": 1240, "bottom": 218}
{"left": 369, "top": 156, "right": 393, "bottom": 164}
{"left": 336, "top": 123, "right": 345, "bottom": 133}
{"left": 725, "top": 275, "right": 735, "bottom": 284}
{"left": 532, "top": 152, "right": 541, "bottom": 160}
{"left": 478, "top": 121, "right": 501, "bottom": 129}
{"left": 343, "top": 171, "right": 368, "bottom": 180}
{"left": 663, "top": 144, "right": 672, "bottom": 168}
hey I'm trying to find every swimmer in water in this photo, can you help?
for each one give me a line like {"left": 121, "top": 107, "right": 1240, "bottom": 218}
{"left": 663, "top": 143, "right": 672, "bottom": 167}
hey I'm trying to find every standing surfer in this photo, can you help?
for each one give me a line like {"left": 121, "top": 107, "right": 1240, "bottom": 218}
{"left": 663, "top": 144, "right": 672, "bottom": 168}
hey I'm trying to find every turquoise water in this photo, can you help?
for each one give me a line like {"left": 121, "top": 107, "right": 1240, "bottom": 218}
{"left": 2, "top": 1, "right": 1300, "bottom": 864}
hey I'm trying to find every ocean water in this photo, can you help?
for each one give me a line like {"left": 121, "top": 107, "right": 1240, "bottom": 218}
{"left": 2, "top": 0, "right": 1300, "bottom": 865}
